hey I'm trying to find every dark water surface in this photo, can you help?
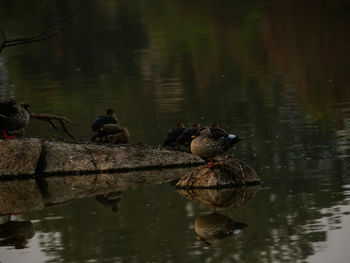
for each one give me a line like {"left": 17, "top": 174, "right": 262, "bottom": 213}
{"left": 1, "top": 0, "right": 350, "bottom": 262}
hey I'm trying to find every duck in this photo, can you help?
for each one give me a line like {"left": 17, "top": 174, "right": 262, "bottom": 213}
{"left": 176, "top": 123, "right": 201, "bottom": 147}
{"left": 91, "top": 109, "right": 118, "bottom": 132}
{"left": 163, "top": 122, "right": 186, "bottom": 147}
{"left": 92, "top": 123, "right": 130, "bottom": 144}
{"left": 105, "top": 125, "right": 130, "bottom": 144}
{"left": 190, "top": 127, "right": 241, "bottom": 167}
{"left": 0, "top": 100, "right": 30, "bottom": 139}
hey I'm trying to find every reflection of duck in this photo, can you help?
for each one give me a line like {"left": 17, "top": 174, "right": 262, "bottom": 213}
{"left": 195, "top": 212, "right": 247, "bottom": 244}
{"left": 190, "top": 127, "right": 241, "bottom": 167}
{"left": 176, "top": 124, "right": 201, "bottom": 148}
{"left": 0, "top": 100, "right": 30, "bottom": 139}
{"left": 177, "top": 186, "right": 259, "bottom": 212}
{"left": 0, "top": 220, "right": 35, "bottom": 249}
{"left": 163, "top": 122, "right": 186, "bottom": 147}
{"left": 95, "top": 191, "right": 122, "bottom": 212}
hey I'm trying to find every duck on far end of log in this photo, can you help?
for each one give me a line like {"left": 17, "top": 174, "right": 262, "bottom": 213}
{"left": 190, "top": 127, "right": 241, "bottom": 168}
{"left": 91, "top": 109, "right": 130, "bottom": 144}
{"left": 0, "top": 100, "right": 30, "bottom": 139}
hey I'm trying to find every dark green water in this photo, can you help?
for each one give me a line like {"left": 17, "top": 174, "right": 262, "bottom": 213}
{"left": 1, "top": 0, "right": 350, "bottom": 262}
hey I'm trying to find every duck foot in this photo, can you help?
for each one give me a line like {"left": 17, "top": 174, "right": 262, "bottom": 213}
{"left": 2, "top": 130, "right": 16, "bottom": 139}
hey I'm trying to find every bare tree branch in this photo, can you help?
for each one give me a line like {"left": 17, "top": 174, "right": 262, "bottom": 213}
{"left": 0, "top": 2, "right": 88, "bottom": 53}
{"left": 30, "top": 112, "right": 76, "bottom": 140}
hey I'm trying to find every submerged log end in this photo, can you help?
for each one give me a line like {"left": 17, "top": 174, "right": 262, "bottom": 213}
{"left": 175, "top": 157, "right": 261, "bottom": 189}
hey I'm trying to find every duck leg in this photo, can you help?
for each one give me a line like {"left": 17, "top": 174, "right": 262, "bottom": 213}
{"left": 1, "top": 130, "right": 16, "bottom": 139}
{"left": 205, "top": 158, "right": 216, "bottom": 168}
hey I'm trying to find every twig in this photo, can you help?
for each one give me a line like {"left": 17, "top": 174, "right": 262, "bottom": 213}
{"left": 30, "top": 112, "right": 76, "bottom": 140}
{"left": 59, "top": 119, "right": 76, "bottom": 141}
{"left": 0, "top": 2, "right": 88, "bottom": 53}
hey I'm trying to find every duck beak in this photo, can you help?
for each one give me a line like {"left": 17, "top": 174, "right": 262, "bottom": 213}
{"left": 191, "top": 135, "right": 196, "bottom": 139}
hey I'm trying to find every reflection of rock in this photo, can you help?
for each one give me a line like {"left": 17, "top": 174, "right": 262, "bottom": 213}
{"left": 177, "top": 186, "right": 258, "bottom": 210}
{"left": 96, "top": 191, "right": 122, "bottom": 212}
{"left": 195, "top": 213, "right": 247, "bottom": 244}
{"left": 176, "top": 157, "right": 260, "bottom": 188}
{"left": 0, "top": 220, "right": 35, "bottom": 249}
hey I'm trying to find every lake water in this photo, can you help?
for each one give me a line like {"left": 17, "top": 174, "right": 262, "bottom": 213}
{"left": 1, "top": 0, "right": 350, "bottom": 262}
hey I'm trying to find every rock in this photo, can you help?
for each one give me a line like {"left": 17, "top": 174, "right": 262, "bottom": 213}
{"left": 176, "top": 157, "right": 261, "bottom": 189}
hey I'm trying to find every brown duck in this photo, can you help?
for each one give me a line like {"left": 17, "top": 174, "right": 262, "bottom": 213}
{"left": 190, "top": 127, "right": 241, "bottom": 167}
{"left": 92, "top": 121, "right": 130, "bottom": 144}
{"left": 0, "top": 100, "right": 30, "bottom": 139}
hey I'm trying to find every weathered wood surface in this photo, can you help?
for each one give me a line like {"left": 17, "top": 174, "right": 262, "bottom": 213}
{"left": 0, "top": 167, "right": 191, "bottom": 215}
{"left": 176, "top": 157, "right": 261, "bottom": 189}
{"left": 0, "top": 138, "right": 204, "bottom": 177}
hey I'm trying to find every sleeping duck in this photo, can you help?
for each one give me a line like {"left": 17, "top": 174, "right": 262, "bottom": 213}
{"left": 176, "top": 123, "right": 201, "bottom": 148}
{"left": 190, "top": 127, "right": 241, "bottom": 167}
{"left": 163, "top": 122, "right": 186, "bottom": 147}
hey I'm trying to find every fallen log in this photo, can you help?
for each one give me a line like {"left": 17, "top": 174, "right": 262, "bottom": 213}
{"left": 0, "top": 138, "right": 204, "bottom": 177}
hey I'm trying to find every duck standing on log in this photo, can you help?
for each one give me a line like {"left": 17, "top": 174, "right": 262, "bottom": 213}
{"left": 190, "top": 127, "right": 241, "bottom": 168}
{"left": 163, "top": 122, "right": 186, "bottom": 148}
{"left": 91, "top": 109, "right": 130, "bottom": 143}
{"left": 0, "top": 100, "right": 30, "bottom": 139}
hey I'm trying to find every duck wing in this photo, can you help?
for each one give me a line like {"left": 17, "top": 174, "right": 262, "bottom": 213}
{"left": 217, "top": 134, "right": 241, "bottom": 152}
{"left": 209, "top": 127, "right": 228, "bottom": 140}
{"left": 92, "top": 115, "right": 118, "bottom": 132}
